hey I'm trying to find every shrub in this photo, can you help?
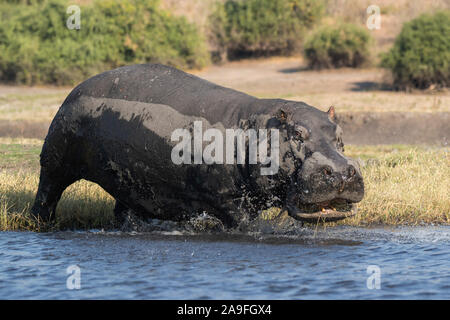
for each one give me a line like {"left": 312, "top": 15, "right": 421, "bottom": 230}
{"left": 209, "top": 0, "right": 324, "bottom": 60}
{"left": 303, "top": 23, "right": 372, "bottom": 69}
{"left": 381, "top": 11, "right": 450, "bottom": 90}
{"left": 0, "top": 0, "right": 210, "bottom": 85}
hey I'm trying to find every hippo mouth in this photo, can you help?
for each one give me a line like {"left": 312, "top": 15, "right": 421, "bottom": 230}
{"left": 286, "top": 198, "right": 357, "bottom": 222}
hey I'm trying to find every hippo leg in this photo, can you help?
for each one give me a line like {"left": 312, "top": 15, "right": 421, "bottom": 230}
{"left": 31, "top": 126, "right": 79, "bottom": 222}
{"left": 31, "top": 169, "right": 77, "bottom": 222}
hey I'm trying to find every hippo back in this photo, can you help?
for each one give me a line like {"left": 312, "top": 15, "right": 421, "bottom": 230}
{"left": 63, "top": 64, "right": 274, "bottom": 128}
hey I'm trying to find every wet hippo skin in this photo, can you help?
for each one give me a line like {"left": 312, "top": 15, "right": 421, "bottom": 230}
{"left": 32, "top": 64, "right": 364, "bottom": 227}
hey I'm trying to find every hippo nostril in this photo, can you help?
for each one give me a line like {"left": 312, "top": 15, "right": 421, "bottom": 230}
{"left": 339, "top": 181, "right": 346, "bottom": 193}
{"left": 322, "top": 166, "right": 333, "bottom": 176}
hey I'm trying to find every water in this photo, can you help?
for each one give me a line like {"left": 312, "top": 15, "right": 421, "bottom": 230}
{"left": 0, "top": 226, "right": 449, "bottom": 299}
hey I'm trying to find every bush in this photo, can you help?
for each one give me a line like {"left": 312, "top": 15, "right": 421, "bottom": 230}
{"left": 0, "top": 0, "right": 210, "bottom": 85}
{"left": 209, "top": 0, "right": 324, "bottom": 60}
{"left": 303, "top": 23, "right": 372, "bottom": 69}
{"left": 381, "top": 11, "right": 450, "bottom": 90}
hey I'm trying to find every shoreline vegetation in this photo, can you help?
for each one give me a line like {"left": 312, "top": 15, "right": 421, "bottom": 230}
{"left": 1, "top": 138, "right": 448, "bottom": 232}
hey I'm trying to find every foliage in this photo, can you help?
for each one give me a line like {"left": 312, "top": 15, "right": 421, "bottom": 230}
{"left": 0, "top": 0, "right": 209, "bottom": 85}
{"left": 209, "top": 0, "right": 324, "bottom": 60}
{"left": 381, "top": 11, "right": 450, "bottom": 89}
{"left": 303, "top": 23, "right": 372, "bottom": 69}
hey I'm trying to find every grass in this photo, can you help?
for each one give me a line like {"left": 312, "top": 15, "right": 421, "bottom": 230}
{"left": 0, "top": 91, "right": 68, "bottom": 122}
{"left": 0, "top": 82, "right": 449, "bottom": 127}
{"left": 341, "top": 145, "right": 449, "bottom": 225}
{"left": 0, "top": 170, "right": 115, "bottom": 232}
{"left": 0, "top": 138, "right": 448, "bottom": 231}
{"left": 0, "top": 137, "right": 42, "bottom": 170}
{"left": 284, "top": 92, "right": 450, "bottom": 113}
{"left": 0, "top": 138, "right": 115, "bottom": 231}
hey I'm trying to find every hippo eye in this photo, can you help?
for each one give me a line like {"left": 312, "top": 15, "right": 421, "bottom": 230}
{"left": 294, "top": 126, "right": 309, "bottom": 141}
{"left": 336, "top": 136, "right": 345, "bottom": 152}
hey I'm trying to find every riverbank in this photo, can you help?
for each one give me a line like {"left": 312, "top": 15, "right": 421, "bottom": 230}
{"left": 0, "top": 138, "right": 448, "bottom": 231}
{"left": 1, "top": 59, "right": 449, "bottom": 145}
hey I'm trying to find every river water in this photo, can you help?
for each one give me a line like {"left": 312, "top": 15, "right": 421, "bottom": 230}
{"left": 0, "top": 226, "right": 449, "bottom": 299}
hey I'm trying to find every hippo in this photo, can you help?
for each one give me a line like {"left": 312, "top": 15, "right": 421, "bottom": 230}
{"left": 31, "top": 64, "right": 364, "bottom": 228}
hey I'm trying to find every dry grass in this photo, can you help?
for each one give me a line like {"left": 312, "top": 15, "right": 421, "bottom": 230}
{"left": 0, "top": 138, "right": 448, "bottom": 231}
{"left": 0, "top": 171, "right": 114, "bottom": 231}
{"left": 283, "top": 92, "right": 450, "bottom": 113}
{"left": 0, "top": 137, "right": 43, "bottom": 145}
{"left": 0, "top": 91, "right": 68, "bottom": 122}
{"left": 342, "top": 145, "right": 450, "bottom": 225}
{"left": 0, "top": 138, "right": 114, "bottom": 231}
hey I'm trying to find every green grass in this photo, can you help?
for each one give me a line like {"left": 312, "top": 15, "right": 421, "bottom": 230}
{"left": 0, "top": 138, "right": 42, "bottom": 170}
{"left": 0, "top": 138, "right": 448, "bottom": 231}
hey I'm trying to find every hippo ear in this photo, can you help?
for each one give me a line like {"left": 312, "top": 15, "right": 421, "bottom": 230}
{"left": 239, "top": 119, "right": 250, "bottom": 130}
{"left": 276, "top": 108, "right": 290, "bottom": 123}
{"left": 327, "top": 106, "right": 336, "bottom": 122}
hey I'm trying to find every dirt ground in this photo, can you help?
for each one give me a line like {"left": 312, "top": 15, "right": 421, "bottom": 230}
{"left": 0, "top": 58, "right": 449, "bottom": 145}
{"left": 193, "top": 57, "right": 388, "bottom": 95}
{"left": 194, "top": 58, "right": 450, "bottom": 145}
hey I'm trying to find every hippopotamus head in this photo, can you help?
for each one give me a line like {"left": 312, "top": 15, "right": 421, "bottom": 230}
{"left": 252, "top": 101, "right": 364, "bottom": 222}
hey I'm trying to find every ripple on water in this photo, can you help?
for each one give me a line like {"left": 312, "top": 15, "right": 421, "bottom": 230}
{"left": 0, "top": 226, "right": 449, "bottom": 299}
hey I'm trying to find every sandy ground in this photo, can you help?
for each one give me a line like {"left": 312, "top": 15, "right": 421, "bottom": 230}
{"left": 0, "top": 58, "right": 449, "bottom": 145}
{"left": 194, "top": 57, "right": 449, "bottom": 112}
{"left": 193, "top": 57, "right": 388, "bottom": 96}
{"left": 193, "top": 58, "right": 450, "bottom": 145}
